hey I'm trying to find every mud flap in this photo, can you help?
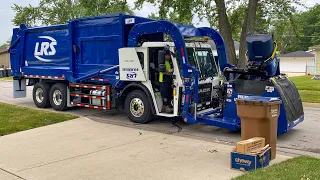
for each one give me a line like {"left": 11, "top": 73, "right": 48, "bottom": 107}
{"left": 13, "top": 79, "right": 26, "bottom": 98}
{"left": 271, "top": 76, "right": 304, "bottom": 123}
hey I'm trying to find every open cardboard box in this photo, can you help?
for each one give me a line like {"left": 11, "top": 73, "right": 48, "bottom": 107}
{"left": 231, "top": 144, "right": 271, "bottom": 172}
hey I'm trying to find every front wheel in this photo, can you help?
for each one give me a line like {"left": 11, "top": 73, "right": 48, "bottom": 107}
{"left": 124, "top": 90, "right": 152, "bottom": 124}
{"left": 49, "top": 83, "right": 68, "bottom": 111}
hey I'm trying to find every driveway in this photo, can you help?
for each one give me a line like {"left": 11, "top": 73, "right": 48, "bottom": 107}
{"left": 0, "top": 117, "right": 250, "bottom": 180}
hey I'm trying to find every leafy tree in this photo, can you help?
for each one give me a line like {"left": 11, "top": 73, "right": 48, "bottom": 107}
{"left": 134, "top": 0, "right": 203, "bottom": 25}
{"left": 12, "top": 0, "right": 133, "bottom": 26}
{"left": 298, "top": 4, "right": 320, "bottom": 50}
{"left": 78, "top": 0, "right": 133, "bottom": 17}
{"left": 270, "top": 4, "right": 320, "bottom": 53}
{"left": 12, "top": 4, "right": 42, "bottom": 27}
{"left": 270, "top": 17, "right": 301, "bottom": 54}
{"left": 210, "top": 0, "right": 302, "bottom": 66}
{"left": 0, "top": 39, "right": 11, "bottom": 49}
{"left": 134, "top": 0, "right": 302, "bottom": 67}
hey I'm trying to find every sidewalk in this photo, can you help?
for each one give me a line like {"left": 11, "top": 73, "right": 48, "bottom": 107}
{"left": 0, "top": 117, "right": 290, "bottom": 180}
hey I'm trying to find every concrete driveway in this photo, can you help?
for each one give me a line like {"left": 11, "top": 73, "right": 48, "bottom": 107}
{"left": 0, "top": 117, "right": 251, "bottom": 180}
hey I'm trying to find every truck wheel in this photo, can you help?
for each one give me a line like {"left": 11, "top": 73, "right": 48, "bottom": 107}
{"left": 49, "top": 83, "right": 68, "bottom": 111}
{"left": 33, "top": 82, "right": 51, "bottom": 108}
{"left": 124, "top": 90, "right": 152, "bottom": 124}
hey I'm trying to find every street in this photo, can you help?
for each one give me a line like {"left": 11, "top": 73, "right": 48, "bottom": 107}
{"left": 1, "top": 81, "right": 319, "bottom": 157}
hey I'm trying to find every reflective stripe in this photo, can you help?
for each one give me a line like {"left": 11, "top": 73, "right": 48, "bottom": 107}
{"left": 159, "top": 61, "right": 171, "bottom": 83}
{"left": 159, "top": 73, "right": 163, "bottom": 83}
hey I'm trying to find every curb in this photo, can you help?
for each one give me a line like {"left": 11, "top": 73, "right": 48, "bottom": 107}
{"left": 303, "top": 102, "right": 320, "bottom": 108}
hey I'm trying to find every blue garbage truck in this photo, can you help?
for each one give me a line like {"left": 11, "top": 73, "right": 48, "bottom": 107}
{"left": 9, "top": 13, "right": 304, "bottom": 135}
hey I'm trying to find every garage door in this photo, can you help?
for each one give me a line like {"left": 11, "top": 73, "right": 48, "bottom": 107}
{"left": 280, "top": 58, "right": 314, "bottom": 73}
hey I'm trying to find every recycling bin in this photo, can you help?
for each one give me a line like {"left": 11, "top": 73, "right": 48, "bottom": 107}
{"left": 236, "top": 96, "right": 282, "bottom": 160}
{"left": 0, "top": 68, "right": 4, "bottom": 78}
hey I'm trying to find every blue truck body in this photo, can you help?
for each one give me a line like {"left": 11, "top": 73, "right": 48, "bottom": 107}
{"left": 9, "top": 14, "right": 304, "bottom": 135}
{"left": 10, "top": 14, "right": 163, "bottom": 84}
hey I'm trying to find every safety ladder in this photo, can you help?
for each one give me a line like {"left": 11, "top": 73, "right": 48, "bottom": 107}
{"left": 69, "top": 83, "right": 112, "bottom": 110}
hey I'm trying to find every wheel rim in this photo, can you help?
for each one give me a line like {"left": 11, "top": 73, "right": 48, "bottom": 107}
{"left": 130, "top": 98, "right": 144, "bottom": 117}
{"left": 35, "top": 88, "right": 44, "bottom": 103}
{"left": 53, "top": 89, "right": 63, "bottom": 106}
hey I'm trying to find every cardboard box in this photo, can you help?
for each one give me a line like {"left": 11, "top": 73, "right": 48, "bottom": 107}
{"left": 236, "top": 137, "right": 265, "bottom": 154}
{"left": 231, "top": 147, "right": 271, "bottom": 171}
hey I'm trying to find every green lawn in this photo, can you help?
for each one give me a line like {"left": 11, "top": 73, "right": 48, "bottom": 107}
{"left": 0, "top": 76, "right": 12, "bottom": 81}
{"left": 234, "top": 156, "right": 320, "bottom": 180}
{"left": 0, "top": 102, "right": 77, "bottom": 136}
{"left": 290, "top": 75, "right": 320, "bottom": 103}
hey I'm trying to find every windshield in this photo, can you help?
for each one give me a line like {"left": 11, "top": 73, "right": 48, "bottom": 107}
{"left": 186, "top": 47, "right": 218, "bottom": 80}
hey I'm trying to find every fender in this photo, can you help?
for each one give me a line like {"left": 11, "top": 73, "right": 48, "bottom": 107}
{"left": 119, "top": 82, "right": 156, "bottom": 115}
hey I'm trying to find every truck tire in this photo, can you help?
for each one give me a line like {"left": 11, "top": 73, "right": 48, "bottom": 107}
{"left": 49, "top": 83, "right": 68, "bottom": 111}
{"left": 124, "top": 90, "right": 153, "bottom": 124}
{"left": 33, "top": 82, "right": 51, "bottom": 108}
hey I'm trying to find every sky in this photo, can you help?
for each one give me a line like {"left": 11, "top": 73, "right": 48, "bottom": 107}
{"left": 0, "top": 0, "right": 320, "bottom": 45}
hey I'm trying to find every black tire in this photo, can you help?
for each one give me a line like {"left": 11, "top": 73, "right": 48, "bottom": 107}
{"left": 33, "top": 82, "right": 51, "bottom": 108}
{"left": 49, "top": 83, "right": 68, "bottom": 111}
{"left": 124, "top": 90, "right": 153, "bottom": 124}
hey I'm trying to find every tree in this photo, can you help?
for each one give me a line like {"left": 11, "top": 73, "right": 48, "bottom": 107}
{"left": 214, "top": 0, "right": 238, "bottom": 66}
{"left": 209, "top": 0, "right": 301, "bottom": 67}
{"left": 298, "top": 5, "right": 320, "bottom": 50}
{"left": 12, "top": 0, "right": 133, "bottom": 26}
{"left": 269, "top": 4, "right": 320, "bottom": 54}
{"left": 237, "top": 0, "right": 258, "bottom": 67}
{"left": 134, "top": 0, "right": 301, "bottom": 67}
{"left": 134, "top": 0, "right": 203, "bottom": 25}
{"left": 0, "top": 39, "right": 11, "bottom": 49}
{"left": 270, "top": 17, "right": 301, "bottom": 54}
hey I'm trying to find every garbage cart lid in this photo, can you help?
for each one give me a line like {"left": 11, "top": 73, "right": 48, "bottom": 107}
{"left": 236, "top": 96, "right": 281, "bottom": 103}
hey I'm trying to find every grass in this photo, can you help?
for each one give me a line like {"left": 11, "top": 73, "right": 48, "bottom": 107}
{"left": 0, "top": 76, "right": 12, "bottom": 81}
{"left": 0, "top": 102, "right": 78, "bottom": 136}
{"left": 234, "top": 156, "right": 320, "bottom": 180}
{"left": 290, "top": 75, "right": 320, "bottom": 103}
{"left": 289, "top": 76, "right": 320, "bottom": 91}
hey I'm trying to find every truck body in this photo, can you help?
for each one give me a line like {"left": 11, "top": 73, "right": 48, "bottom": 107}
{"left": 9, "top": 14, "right": 304, "bottom": 135}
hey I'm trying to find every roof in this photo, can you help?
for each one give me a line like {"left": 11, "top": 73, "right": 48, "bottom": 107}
{"left": 207, "top": 40, "right": 240, "bottom": 50}
{"left": 280, "top": 51, "right": 314, "bottom": 58}
{"left": 310, "top": 44, "right": 320, "bottom": 50}
{"left": 0, "top": 49, "right": 8, "bottom": 54}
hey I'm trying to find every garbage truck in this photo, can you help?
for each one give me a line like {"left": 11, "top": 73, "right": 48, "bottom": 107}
{"left": 9, "top": 13, "right": 304, "bottom": 135}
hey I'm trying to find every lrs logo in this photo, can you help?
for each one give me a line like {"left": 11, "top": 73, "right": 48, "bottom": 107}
{"left": 34, "top": 36, "right": 57, "bottom": 62}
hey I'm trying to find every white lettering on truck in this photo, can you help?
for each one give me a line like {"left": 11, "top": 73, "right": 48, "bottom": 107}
{"left": 34, "top": 36, "right": 57, "bottom": 62}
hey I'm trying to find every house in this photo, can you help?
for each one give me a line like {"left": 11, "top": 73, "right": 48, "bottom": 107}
{"left": 0, "top": 48, "right": 10, "bottom": 68}
{"left": 309, "top": 45, "right": 320, "bottom": 78}
{"left": 278, "top": 51, "right": 315, "bottom": 76}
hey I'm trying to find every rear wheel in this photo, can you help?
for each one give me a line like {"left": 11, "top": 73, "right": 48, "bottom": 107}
{"left": 124, "top": 90, "right": 152, "bottom": 124}
{"left": 33, "top": 82, "right": 51, "bottom": 108}
{"left": 49, "top": 83, "right": 68, "bottom": 111}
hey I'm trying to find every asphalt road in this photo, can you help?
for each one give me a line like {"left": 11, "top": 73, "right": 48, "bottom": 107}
{"left": 1, "top": 81, "right": 319, "bottom": 157}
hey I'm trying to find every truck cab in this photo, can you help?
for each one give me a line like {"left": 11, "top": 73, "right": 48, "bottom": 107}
{"left": 136, "top": 42, "right": 220, "bottom": 117}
